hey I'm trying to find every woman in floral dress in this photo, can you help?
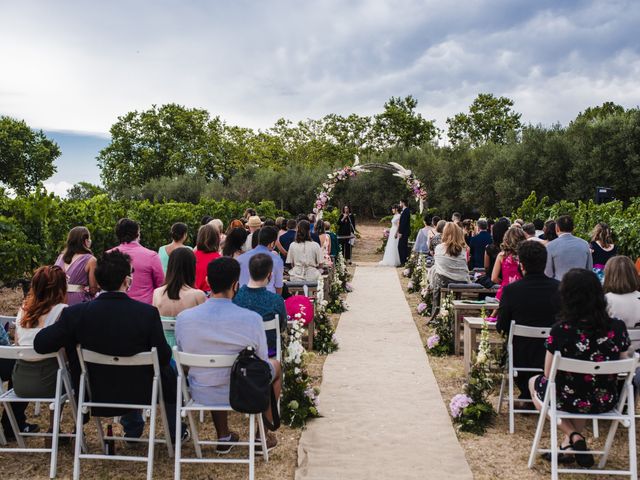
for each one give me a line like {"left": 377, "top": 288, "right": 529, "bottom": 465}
{"left": 529, "top": 268, "right": 631, "bottom": 467}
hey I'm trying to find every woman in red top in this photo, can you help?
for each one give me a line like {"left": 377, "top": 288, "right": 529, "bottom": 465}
{"left": 194, "top": 223, "right": 221, "bottom": 293}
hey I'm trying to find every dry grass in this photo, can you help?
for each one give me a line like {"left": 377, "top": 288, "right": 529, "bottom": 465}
{"left": 397, "top": 269, "right": 640, "bottom": 480}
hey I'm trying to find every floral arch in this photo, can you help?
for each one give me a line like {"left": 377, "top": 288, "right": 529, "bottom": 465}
{"left": 314, "top": 157, "right": 427, "bottom": 219}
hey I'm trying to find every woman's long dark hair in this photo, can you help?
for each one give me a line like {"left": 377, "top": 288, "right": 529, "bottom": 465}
{"left": 296, "top": 220, "right": 312, "bottom": 243}
{"left": 222, "top": 227, "right": 248, "bottom": 257}
{"left": 559, "top": 268, "right": 610, "bottom": 333}
{"left": 62, "top": 226, "right": 92, "bottom": 264}
{"left": 165, "top": 248, "right": 196, "bottom": 300}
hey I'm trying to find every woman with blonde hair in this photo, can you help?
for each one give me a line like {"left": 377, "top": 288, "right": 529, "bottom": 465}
{"left": 604, "top": 255, "right": 640, "bottom": 351}
{"left": 590, "top": 222, "right": 617, "bottom": 269}
{"left": 428, "top": 222, "right": 470, "bottom": 307}
{"left": 492, "top": 226, "right": 527, "bottom": 301}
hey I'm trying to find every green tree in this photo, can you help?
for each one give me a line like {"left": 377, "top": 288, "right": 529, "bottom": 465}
{"left": 574, "top": 102, "right": 625, "bottom": 123}
{"left": 97, "top": 104, "right": 226, "bottom": 194}
{"left": 66, "top": 181, "right": 106, "bottom": 200}
{"left": 447, "top": 93, "right": 522, "bottom": 146}
{"left": 0, "top": 116, "right": 60, "bottom": 194}
{"left": 373, "top": 95, "right": 438, "bottom": 149}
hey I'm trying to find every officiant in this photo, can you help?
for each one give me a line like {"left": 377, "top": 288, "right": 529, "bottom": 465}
{"left": 337, "top": 205, "right": 356, "bottom": 265}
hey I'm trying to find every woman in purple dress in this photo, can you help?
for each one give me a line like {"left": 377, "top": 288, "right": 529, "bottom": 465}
{"left": 54, "top": 226, "right": 98, "bottom": 305}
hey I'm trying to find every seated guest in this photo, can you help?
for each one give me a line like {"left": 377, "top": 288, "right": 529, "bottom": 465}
{"left": 109, "top": 218, "right": 164, "bottom": 304}
{"left": 497, "top": 241, "right": 560, "bottom": 400}
{"left": 225, "top": 218, "right": 244, "bottom": 235}
{"left": 158, "top": 222, "right": 191, "bottom": 274}
{"left": 55, "top": 226, "right": 98, "bottom": 305}
{"left": 275, "top": 217, "right": 286, "bottom": 236}
{"left": 542, "top": 220, "right": 558, "bottom": 245}
{"left": 428, "top": 219, "right": 446, "bottom": 255}
{"left": 201, "top": 215, "right": 213, "bottom": 225}
{"left": 237, "top": 226, "right": 284, "bottom": 294}
{"left": 194, "top": 224, "right": 221, "bottom": 293}
{"left": 243, "top": 208, "right": 257, "bottom": 221}
{"left": 153, "top": 248, "right": 206, "bottom": 346}
{"left": 176, "top": 257, "right": 281, "bottom": 452}
{"left": 428, "top": 222, "right": 470, "bottom": 306}
{"left": 324, "top": 221, "right": 340, "bottom": 258}
{"left": 492, "top": 227, "right": 526, "bottom": 301}
{"left": 590, "top": 222, "right": 617, "bottom": 270}
{"left": 545, "top": 215, "right": 593, "bottom": 280}
{"left": 462, "top": 219, "right": 474, "bottom": 246}
{"left": 534, "top": 219, "right": 545, "bottom": 238}
{"left": 468, "top": 218, "right": 492, "bottom": 269}
{"left": 413, "top": 214, "right": 433, "bottom": 255}
{"left": 276, "top": 219, "right": 297, "bottom": 261}
{"left": 530, "top": 269, "right": 630, "bottom": 466}
{"left": 315, "top": 220, "right": 333, "bottom": 266}
{"left": 34, "top": 251, "right": 184, "bottom": 442}
{"left": 209, "top": 219, "right": 225, "bottom": 245}
{"left": 243, "top": 215, "right": 262, "bottom": 252}
{"left": 222, "top": 227, "right": 248, "bottom": 258}
{"left": 233, "top": 253, "right": 287, "bottom": 357}
{"left": 286, "top": 220, "right": 324, "bottom": 282}
{"left": 604, "top": 256, "right": 640, "bottom": 351}
{"left": 522, "top": 223, "right": 544, "bottom": 242}
{"left": 10, "top": 266, "right": 67, "bottom": 434}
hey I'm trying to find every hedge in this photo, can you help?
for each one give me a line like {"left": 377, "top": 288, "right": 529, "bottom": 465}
{"left": 0, "top": 190, "right": 287, "bottom": 284}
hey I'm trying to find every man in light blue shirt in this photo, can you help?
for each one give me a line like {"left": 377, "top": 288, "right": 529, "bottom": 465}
{"left": 237, "top": 226, "right": 284, "bottom": 295}
{"left": 544, "top": 215, "right": 593, "bottom": 280}
{"left": 176, "top": 256, "right": 281, "bottom": 452}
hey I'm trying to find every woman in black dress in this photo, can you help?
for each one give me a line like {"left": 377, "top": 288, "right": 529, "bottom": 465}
{"left": 337, "top": 205, "right": 356, "bottom": 264}
{"left": 529, "top": 268, "right": 630, "bottom": 467}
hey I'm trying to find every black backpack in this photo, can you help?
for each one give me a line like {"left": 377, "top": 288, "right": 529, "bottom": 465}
{"left": 229, "top": 346, "right": 281, "bottom": 430}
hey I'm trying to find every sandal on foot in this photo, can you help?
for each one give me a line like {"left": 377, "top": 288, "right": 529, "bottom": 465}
{"left": 570, "top": 432, "right": 594, "bottom": 468}
{"left": 542, "top": 444, "right": 575, "bottom": 464}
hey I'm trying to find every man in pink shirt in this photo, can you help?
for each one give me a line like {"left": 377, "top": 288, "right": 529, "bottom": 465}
{"left": 108, "top": 218, "right": 164, "bottom": 304}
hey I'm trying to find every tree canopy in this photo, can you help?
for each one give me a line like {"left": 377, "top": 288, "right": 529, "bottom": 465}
{"left": 0, "top": 116, "right": 60, "bottom": 194}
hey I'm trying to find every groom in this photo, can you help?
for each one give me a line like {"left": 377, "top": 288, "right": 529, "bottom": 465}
{"left": 396, "top": 198, "right": 411, "bottom": 265}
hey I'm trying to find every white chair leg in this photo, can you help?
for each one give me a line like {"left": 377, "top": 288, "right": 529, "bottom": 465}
{"left": 174, "top": 379, "right": 182, "bottom": 480}
{"left": 528, "top": 394, "right": 549, "bottom": 468}
{"left": 497, "top": 374, "right": 506, "bottom": 414}
{"left": 3, "top": 401, "right": 26, "bottom": 449}
{"left": 508, "top": 373, "right": 515, "bottom": 434}
{"left": 146, "top": 379, "right": 159, "bottom": 480}
{"left": 34, "top": 401, "right": 41, "bottom": 416}
{"left": 0, "top": 421, "right": 6, "bottom": 446}
{"left": 188, "top": 411, "right": 202, "bottom": 459}
{"left": 49, "top": 372, "right": 63, "bottom": 479}
{"left": 199, "top": 410, "right": 204, "bottom": 423}
{"left": 257, "top": 415, "right": 269, "bottom": 462}
{"left": 249, "top": 414, "right": 255, "bottom": 480}
{"left": 73, "top": 376, "right": 86, "bottom": 480}
{"left": 550, "top": 406, "right": 559, "bottom": 480}
{"left": 592, "top": 418, "right": 599, "bottom": 438}
{"left": 628, "top": 385, "right": 638, "bottom": 480}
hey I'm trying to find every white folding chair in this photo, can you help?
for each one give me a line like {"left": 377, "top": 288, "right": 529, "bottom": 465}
{"left": 173, "top": 347, "right": 269, "bottom": 480}
{"left": 161, "top": 316, "right": 177, "bottom": 349}
{"left": 264, "top": 315, "right": 282, "bottom": 414}
{"left": 73, "top": 346, "right": 173, "bottom": 480}
{"left": 528, "top": 351, "right": 639, "bottom": 480}
{"left": 628, "top": 329, "right": 640, "bottom": 420}
{"left": 497, "top": 321, "right": 551, "bottom": 433}
{"left": 0, "top": 346, "right": 80, "bottom": 478}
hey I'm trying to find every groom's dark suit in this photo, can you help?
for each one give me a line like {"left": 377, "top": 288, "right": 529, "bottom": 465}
{"left": 398, "top": 206, "right": 411, "bottom": 265}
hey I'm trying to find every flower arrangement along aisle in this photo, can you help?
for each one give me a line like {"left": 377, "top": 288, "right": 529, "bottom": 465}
{"left": 424, "top": 292, "right": 454, "bottom": 356}
{"left": 449, "top": 309, "right": 496, "bottom": 434}
{"left": 416, "top": 258, "right": 432, "bottom": 317}
{"left": 326, "top": 253, "right": 350, "bottom": 313}
{"left": 312, "top": 277, "right": 339, "bottom": 354}
{"left": 377, "top": 227, "right": 390, "bottom": 253}
{"left": 402, "top": 252, "right": 418, "bottom": 280}
{"left": 282, "top": 313, "right": 320, "bottom": 428}
{"left": 407, "top": 254, "right": 426, "bottom": 293}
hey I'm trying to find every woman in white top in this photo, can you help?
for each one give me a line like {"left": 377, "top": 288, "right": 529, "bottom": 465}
{"left": 604, "top": 256, "right": 640, "bottom": 351}
{"left": 153, "top": 248, "right": 206, "bottom": 346}
{"left": 286, "top": 220, "right": 324, "bottom": 282}
{"left": 12, "top": 265, "right": 67, "bottom": 430}
{"left": 428, "top": 222, "right": 470, "bottom": 307}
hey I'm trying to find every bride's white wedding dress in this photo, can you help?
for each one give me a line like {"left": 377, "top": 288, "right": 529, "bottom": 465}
{"left": 379, "top": 213, "right": 401, "bottom": 266}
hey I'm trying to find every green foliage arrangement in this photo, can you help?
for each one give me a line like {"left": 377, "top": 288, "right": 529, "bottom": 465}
{"left": 425, "top": 293, "right": 454, "bottom": 356}
{"left": 0, "top": 189, "right": 286, "bottom": 284}
{"left": 312, "top": 278, "right": 339, "bottom": 355}
{"left": 449, "top": 311, "right": 497, "bottom": 434}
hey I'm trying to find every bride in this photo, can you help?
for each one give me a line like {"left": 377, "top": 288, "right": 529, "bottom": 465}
{"left": 379, "top": 205, "right": 401, "bottom": 266}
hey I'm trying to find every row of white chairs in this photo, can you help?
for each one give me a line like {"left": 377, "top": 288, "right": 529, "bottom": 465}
{"left": 0, "top": 319, "right": 283, "bottom": 480}
{"left": 496, "top": 320, "right": 640, "bottom": 479}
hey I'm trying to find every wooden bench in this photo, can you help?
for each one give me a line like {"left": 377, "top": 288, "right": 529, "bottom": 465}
{"left": 452, "top": 300, "right": 498, "bottom": 355}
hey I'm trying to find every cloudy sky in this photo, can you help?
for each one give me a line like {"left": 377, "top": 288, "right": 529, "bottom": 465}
{"left": 1, "top": 0, "right": 639, "bottom": 194}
